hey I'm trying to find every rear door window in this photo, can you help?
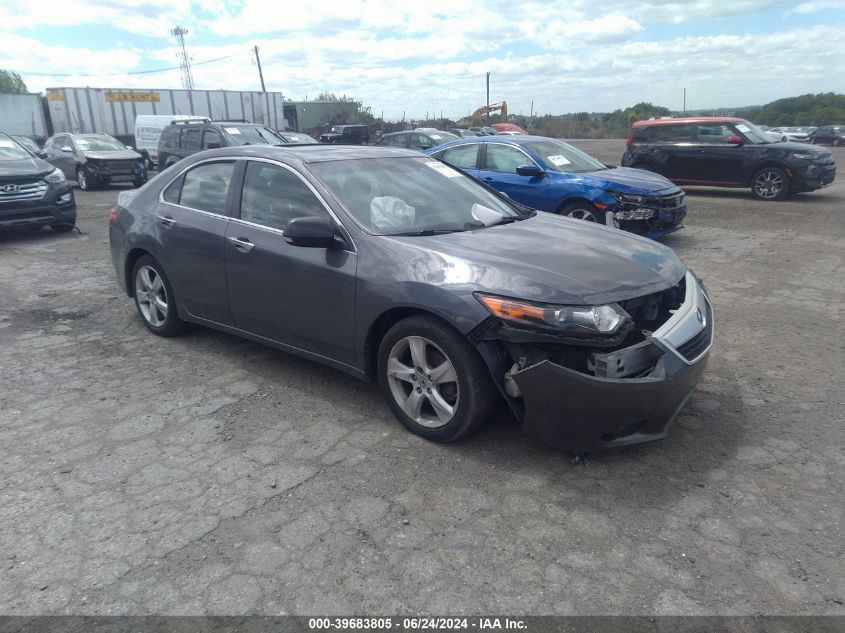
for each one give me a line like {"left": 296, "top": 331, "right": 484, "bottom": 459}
{"left": 654, "top": 125, "right": 694, "bottom": 143}
{"left": 178, "top": 161, "right": 235, "bottom": 215}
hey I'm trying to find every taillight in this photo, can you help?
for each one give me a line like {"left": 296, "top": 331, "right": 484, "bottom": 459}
{"left": 109, "top": 207, "right": 118, "bottom": 223}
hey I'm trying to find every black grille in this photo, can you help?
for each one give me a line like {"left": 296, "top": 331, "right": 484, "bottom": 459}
{"left": 676, "top": 301, "right": 713, "bottom": 361}
{"left": 644, "top": 193, "right": 685, "bottom": 209}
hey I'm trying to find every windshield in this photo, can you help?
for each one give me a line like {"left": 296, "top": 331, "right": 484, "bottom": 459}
{"left": 75, "top": 136, "right": 126, "bottom": 151}
{"left": 311, "top": 156, "right": 522, "bottom": 236}
{"left": 0, "top": 136, "right": 33, "bottom": 160}
{"left": 222, "top": 126, "right": 283, "bottom": 145}
{"left": 427, "top": 132, "right": 459, "bottom": 143}
{"left": 734, "top": 120, "right": 772, "bottom": 144}
{"left": 283, "top": 133, "right": 317, "bottom": 144}
{"left": 13, "top": 136, "right": 39, "bottom": 154}
{"left": 521, "top": 139, "right": 606, "bottom": 173}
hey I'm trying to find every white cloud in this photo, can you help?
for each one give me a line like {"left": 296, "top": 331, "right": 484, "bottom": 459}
{"left": 1, "top": 0, "right": 843, "bottom": 119}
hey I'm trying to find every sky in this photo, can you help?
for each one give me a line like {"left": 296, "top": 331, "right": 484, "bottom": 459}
{"left": 1, "top": 0, "right": 844, "bottom": 120}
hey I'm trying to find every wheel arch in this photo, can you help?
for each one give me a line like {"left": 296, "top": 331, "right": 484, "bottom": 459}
{"left": 747, "top": 160, "right": 792, "bottom": 187}
{"left": 364, "top": 307, "right": 468, "bottom": 382}
{"left": 124, "top": 247, "right": 154, "bottom": 297}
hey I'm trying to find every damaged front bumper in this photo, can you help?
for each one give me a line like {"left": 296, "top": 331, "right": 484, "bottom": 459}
{"left": 500, "top": 271, "right": 713, "bottom": 452}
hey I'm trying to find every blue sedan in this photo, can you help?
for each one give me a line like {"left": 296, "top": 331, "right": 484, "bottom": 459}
{"left": 426, "top": 136, "right": 687, "bottom": 239}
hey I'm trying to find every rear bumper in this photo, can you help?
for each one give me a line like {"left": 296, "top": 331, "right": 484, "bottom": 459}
{"left": 511, "top": 271, "right": 713, "bottom": 452}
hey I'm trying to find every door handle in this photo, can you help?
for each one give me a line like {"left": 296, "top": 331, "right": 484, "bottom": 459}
{"left": 228, "top": 236, "right": 254, "bottom": 253}
{"left": 155, "top": 215, "right": 176, "bottom": 227}
{"left": 482, "top": 177, "right": 495, "bottom": 181}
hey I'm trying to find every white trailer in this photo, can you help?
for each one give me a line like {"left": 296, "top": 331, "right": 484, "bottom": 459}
{"left": 0, "top": 93, "right": 49, "bottom": 139}
{"left": 46, "top": 87, "right": 288, "bottom": 144}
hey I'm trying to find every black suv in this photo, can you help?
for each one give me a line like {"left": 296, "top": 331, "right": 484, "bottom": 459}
{"left": 0, "top": 132, "right": 76, "bottom": 232}
{"left": 812, "top": 125, "right": 845, "bottom": 147}
{"left": 622, "top": 117, "right": 836, "bottom": 200}
{"left": 319, "top": 125, "right": 369, "bottom": 145}
{"left": 157, "top": 120, "right": 285, "bottom": 168}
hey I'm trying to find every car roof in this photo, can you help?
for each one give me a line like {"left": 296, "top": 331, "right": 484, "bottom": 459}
{"left": 437, "top": 134, "right": 551, "bottom": 146}
{"left": 632, "top": 117, "right": 745, "bottom": 127}
{"left": 187, "top": 144, "right": 422, "bottom": 164}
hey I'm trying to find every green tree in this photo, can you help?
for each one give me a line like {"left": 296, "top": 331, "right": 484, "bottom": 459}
{"left": 0, "top": 69, "right": 28, "bottom": 94}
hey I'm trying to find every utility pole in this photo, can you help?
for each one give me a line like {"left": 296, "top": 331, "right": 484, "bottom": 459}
{"left": 486, "top": 72, "right": 490, "bottom": 125}
{"left": 683, "top": 88, "right": 686, "bottom": 114}
{"left": 530, "top": 100, "right": 534, "bottom": 119}
{"left": 253, "top": 45, "right": 266, "bottom": 92}
{"left": 171, "top": 25, "right": 194, "bottom": 90}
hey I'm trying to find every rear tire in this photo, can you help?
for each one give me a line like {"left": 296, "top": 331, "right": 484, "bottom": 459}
{"left": 751, "top": 167, "right": 789, "bottom": 201}
{"left": 377, "top": 315, "right": 496, "bottom": 443}
{"left": 559, "top": 200, "right": 603, "bottom": 223}
{"left": 131, "top": 255, "right": 187, "bottom": 336}
{"left": 51, "top": 223, "right": 75, "bottom": 233}
{"left": 133, "top": 177, "right": 147, "bottom": 188}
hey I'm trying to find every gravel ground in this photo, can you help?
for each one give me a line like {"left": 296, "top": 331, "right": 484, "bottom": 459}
{"left": 0, "top": 140, "right": 843, "bottom": 615}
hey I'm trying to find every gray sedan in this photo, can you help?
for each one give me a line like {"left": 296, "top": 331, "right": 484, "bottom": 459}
{"left": 109, "top": 145, "right": 713, "bottom": 453}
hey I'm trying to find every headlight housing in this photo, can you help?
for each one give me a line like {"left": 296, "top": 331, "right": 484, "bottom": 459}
{"left": 792, "top": 153, "right": 814, "bottom": 160}
{"left": 44, "top": 168, "right": 66, "bottom": 184}
{"left": 475, "top": 293, "right": 628, "bottom": 336}
{"left": 610, "top": 191, "right": 644, "bottom": 204}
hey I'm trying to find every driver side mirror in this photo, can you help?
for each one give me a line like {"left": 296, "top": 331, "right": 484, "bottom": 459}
{"left": 284, "top": 217, "right": 340, "bottom": 249}
{"left": 516, "top": 164, "right": 545, "bottom": 177}
{"left": 35, "top": 150, "right": 47, "bottom": 159}
{"left": 207, "top": 142, "right": 221, "bottom": 149}
{"left": 727, "top": 135, "right": 744, "bottom": 145}
{"left": 60, "top": 146, "right": 74, "bottom": 153}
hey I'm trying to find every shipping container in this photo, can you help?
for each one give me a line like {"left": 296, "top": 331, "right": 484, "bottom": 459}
{"left": 0, "top": 93, "right": 49, "bottom": 139}
{"left": 46, "top": 87, "right": 289, "bottom": 145}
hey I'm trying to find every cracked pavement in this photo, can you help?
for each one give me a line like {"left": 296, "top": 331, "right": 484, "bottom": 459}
{"left": 0, "top": 140, "right": 843, "bottom": 615}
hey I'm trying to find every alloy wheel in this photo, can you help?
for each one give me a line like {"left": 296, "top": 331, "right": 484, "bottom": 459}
{"left": 134, "top": 265, "right": 168, "bottom": 327}
{"left": 386, "top": 335, "right": 459, "bottom": 428}
{"left": 77, "top": 169, "right": 87, "bottom": 191}
{"left": 753, "top": 170, "right": 785, "bottom": 200}
{"left": 566, "top": 208, "right": 597, "bottom": 221}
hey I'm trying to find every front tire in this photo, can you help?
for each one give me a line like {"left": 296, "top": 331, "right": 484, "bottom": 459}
{"left": 834, "top": 139, "right": 841, "bottom": 147}
{"left": 377, "top": 315, "right": 496, "bottom": 442}
{"left": 751, "top": 167, "right": 789, "bottom": 201}
{"left": 559, "top": 200, "right": 603, "bottom": 223}
{"left": 133, "top": 177, "right": 147, "bottom": 188}
{"left": 76, "top": 168, "right": 91, "bottom": 191}
{"left": 132, "top": 255, "right": 186, "bottom": 336}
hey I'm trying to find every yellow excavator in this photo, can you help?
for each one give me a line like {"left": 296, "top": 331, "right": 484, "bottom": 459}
{"left": 465, "top": 101, "right": 508, "bottom": 125}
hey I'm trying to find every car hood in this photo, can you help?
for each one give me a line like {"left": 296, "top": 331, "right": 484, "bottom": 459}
{"left": 83, "top": 149, "right": 142, "bottom": 160}
{"left": 562, "top": 166, "right": 681, "bottom": 195}
{"left": 0, "top": 156, "right": 54, "bottom": 180}
{"left": 762, "top": 141, "right": 829, "bottom": 154}
{"left": 373, "top": 213, "right": 686, "bottom": 305}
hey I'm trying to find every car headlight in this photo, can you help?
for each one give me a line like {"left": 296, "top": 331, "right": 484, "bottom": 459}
{"left": 44, "top": 168, "right": 66, "bottom": 184}
{"left": 615, "top": 208, "right": 656, "bottom": 220}
{"left": 792, "top": 153, "right": 814, "bottom": 160}
{"left": 475, "top": 293, "right": 628, "bottom": 335}
{"left": 610, "top": 191, "right": 644, "bottom": 204}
